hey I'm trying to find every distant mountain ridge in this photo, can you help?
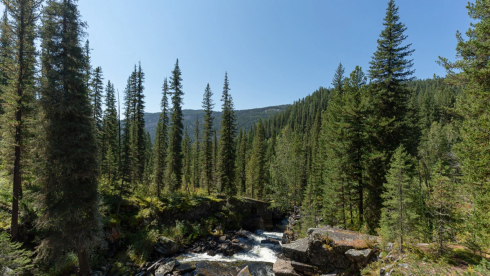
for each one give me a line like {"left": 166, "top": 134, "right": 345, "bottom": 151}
{"left": 145, "top": 105, "right": 289, "bottom": 142}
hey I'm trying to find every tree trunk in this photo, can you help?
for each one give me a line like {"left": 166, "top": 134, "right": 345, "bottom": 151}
{"left": 78, "top": 250, "right": 90, "bottom": 276}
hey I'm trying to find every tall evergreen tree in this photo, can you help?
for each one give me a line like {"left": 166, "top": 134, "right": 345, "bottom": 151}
{"left": 38, "top": 0, "right": 102, "bottom": 274}
{"left": 153, "top": 78, "right": 169, "bottom": 196}
{"left": 182, "top": 128, "right": 191, "bottom": 193}
{"left": 135, "top": 63, "right": 146, "bottom": 182}
{"left": 192, "top": 116, "right": 200, "bottom": 189}
{"left": 217, "top": 72, "right": 237, "bottom": 196}
{"left": 439, "top": 0, "right": 490, "bottom": 251}
{"left": 248, "top": 119, "right": 266, "bottom": 199}
{"left": 166, "top": 59, "right": 184, "bottom": 191}
{"left": 235, "top": 129, "right": 247, "bottom": 195}
{"left": 83, "top": 39, "right": 91, "bottom": 95}
{"left": 101, "top": 81, "right": 119, "bottom": 183}
{"left": 91, "top": 66, "right": 104, "bottom": 154}
{"left": 332, "top": 62, "right": 346, "bottom": 92}
{"left": 0, "top": 0, "right": 41, "bottom": 241}
{"left": 201, "top": 83, "right": 214, "bottom": 194}
{"left": 379, "top": 146, "right": 418, "bottom": 252}
{"left": 365, "top": 0, "right": 416, "bottom": 228}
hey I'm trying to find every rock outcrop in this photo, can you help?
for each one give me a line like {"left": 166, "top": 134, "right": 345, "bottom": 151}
{"left": 278, "top": 226, "right": 378, "bottom": 275}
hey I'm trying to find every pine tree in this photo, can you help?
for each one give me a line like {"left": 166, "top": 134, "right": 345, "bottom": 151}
{"left": 83, "top": 39, "right": 92, "bottom": 96}
{"left": 192, "top": 116, "right": 200, "bottom": 189}
{"left": 365, "top": 0, "right": 416, "bottom": 228}
{"left": 91, "top": 66, "right": 104, "bottom": 157}
{"left": 428, "top": 160, "right": 458, "bottom": 256}
{"left": 332, "top": 63, "right": 346, "bottom": 92}
{"left": 439, "top": 0, "right": 490, "bottom": 252}
{"left": 182, "top": 128, "right": 191, "bottom": 193}
{"left": 38, "top": 0, "right": 102, "bottom": 273}
{"left": 270, "top": 127, "right": 304, "bottom": 211}
{"left": 201, "top": 83, "right": 214, "bottom": 194}
{"left": 342, "top": 66, "right": 369, "bottom": 228}
{"left": 379, "top": 146, "right": 418, "bottom": 252}
{"left": 135, "top": 63, "right": 146, "bottom": 182}
{"left": 0, "top": 0, "right": 41, "bottom": 241}
{"left": 302, "top": 111, "right": 322, "bottom": 230}
{"left": 153, "top": 78, "right": 169, "bottom": 196}
{"left": 217, "top": 72, "right": 237, "bottom": 196}
{"left": 0, "top": 10, "right": 12, "bottom": 116}
{"left": 248, "top": 119, "right": 266, "bottom": 199}
{"left": 166, "top": 59, "right": 184, "bottom": 191}
{"left": 102, "top": 80, "right": 119, "bottom": 183}
{"left": 235, "top": 130, "right": 247, "bottom": 195}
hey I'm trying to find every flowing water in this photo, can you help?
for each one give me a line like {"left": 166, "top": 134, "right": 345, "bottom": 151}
{"left": 179, "top": 230, "right": 283, "bottom": 276}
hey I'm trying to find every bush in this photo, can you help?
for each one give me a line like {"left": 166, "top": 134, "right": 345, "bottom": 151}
{"left": 0, "top": 232, "right": 32, "bottom": 275}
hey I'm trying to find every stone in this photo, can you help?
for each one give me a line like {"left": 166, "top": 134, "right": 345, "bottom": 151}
{"left": 281, "top": 238, "right": 309, "bottom": 263}
{"left": 380, "top": 264, "right": 394, "bottom": 276}
{"left": 175, "top": 263, "right": 196, "bottom": 274}
{"left": 155, "top": 260, "right": 176, "bottom": 276}
{"left": 273, "top": 259, "right": 300, "bottom": 276}
{"left": 154, "top": 237, "right": 181, "bottom": 257}
{"left": 291, "top": 261, "right": 318, "bottom": 275}
{"left": 345, "top": 249, "right": 374, "bottom": 265}
{"left": 236, "top": 266, "right": 252, "bottom": 276}
{"left": 305, "top": 227, "right": 377, "bottom": 269}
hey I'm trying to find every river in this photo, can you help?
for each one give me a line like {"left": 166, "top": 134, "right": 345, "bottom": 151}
{"left": 178, "top": 230, "right": 283, "bottom": 276}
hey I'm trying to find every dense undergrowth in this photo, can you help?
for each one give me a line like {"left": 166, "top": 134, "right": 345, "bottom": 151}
{"left": 0, "top": 177, "right": 249, "bottom": 275}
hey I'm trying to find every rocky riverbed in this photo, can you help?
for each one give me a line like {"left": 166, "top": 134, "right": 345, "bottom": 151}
{"left": 125, "top": 229, "right": 283, "bottom": 276}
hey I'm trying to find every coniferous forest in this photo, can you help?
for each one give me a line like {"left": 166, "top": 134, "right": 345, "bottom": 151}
{"left": 0, "top": 0, "right": 489, "bottom": 275}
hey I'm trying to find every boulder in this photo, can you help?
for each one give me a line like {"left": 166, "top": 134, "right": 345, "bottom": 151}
{"left": 236, "top": 266, "right": 252, "bottom": 276}
{"left": 154, "top": 237, "right": 181, "bottom": 256}
{"left": 345, "top": 249, "right": 374, "bottom": 266}
{"left": 305, "top": 227, "right": 376, "bottom": 269}
{"left": 273, "top": 259, "right": 300, "bottom": 276}
{"left": 282, "top": 238, "right": 309, "bottom": 263}
{"left": 291, "top": 261, "right": 318, "bottom": 275}
{"left": 154, "top": 260, "right": 176, "bottom": 276}
{"left": 175, "top": 263, "right": 196, "bottom": 274}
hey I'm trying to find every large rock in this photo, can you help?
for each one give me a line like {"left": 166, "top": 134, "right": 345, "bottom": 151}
{"left": 345, "top": 249, "right": 374, "bottom": 266}
{"left": 154, "top": 237, "right": 181, "bottom": 256}
{"left": 281, "top": 238, "right": 309, "bottom": 263}
{"left": 273, "top": 259, "right": 300, "bottom": 276}
{"left": 237, "top": 266, "right": 252, "bottom": 276}
{"left": 155, "top": 260, "right": 176, "bottom": 276}
{"left": 291, "top": 261, "right": 318, "bottom": 275}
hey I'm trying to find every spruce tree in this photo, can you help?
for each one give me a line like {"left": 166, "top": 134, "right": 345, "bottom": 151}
{"left": 248, "top": 119, "right": 266, "bottom": 199}
{"left": 166, "top": 59, "right": 184, "bottom": 191}
{"left": 38, "top": 0, "right": 102, "bottom": 273}
{"left": 0, "top": 0, "right": 41, "bottom": 241}
{"left": 192, "top": 116, "right": 200, "bottom": 189}
{"left": 235, "top": 129, "right": 247, "bottom": 195}
{"left": 91, "top": 66, "right": 104, "bottom": 156}
{"left": 135, "top": 63, "right": 146, "bottom": 182}
{"left": 0, "top": 10, "right": 12, "bottom": 116}
{"left": 201, "top": 83, "right": 214, "bottom": 194}
{"left": 439, "top": 0, "right": 490, "bottom": 251}
{"left": 217, "top": 72, "right": 237, "bottom": 196}
{"left": 101, "top": 81, "right": 119, "bottom": 183}
{"left": 153, "top": 78, "right": 169, "bottom": 196}
{"left": 428, "top": 160, "right": 458, "bottom": 256}
{"left": 365, "top": 0, "right": 416, "bottom": 228}
{"left": 182, "top": 128, "right": 192, "bottom": 193}
{"left": 379, "top": 146, "right": 418, "bottom": 252}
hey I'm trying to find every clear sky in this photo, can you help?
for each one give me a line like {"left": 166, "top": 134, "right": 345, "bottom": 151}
{"left": 60, "top": 1, "right": 473, "bottom": 112}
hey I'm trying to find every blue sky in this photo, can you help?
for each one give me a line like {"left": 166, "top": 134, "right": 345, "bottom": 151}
{"left": 64, "top": 1, "right": 472, "bottom": 112}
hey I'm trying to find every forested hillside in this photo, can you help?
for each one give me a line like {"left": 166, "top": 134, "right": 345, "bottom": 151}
{"left": 145, "top": 105, "right": 289, "bottom": 142}
{"left": 0, "top": 0, "right": 489, "bottom": 275}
